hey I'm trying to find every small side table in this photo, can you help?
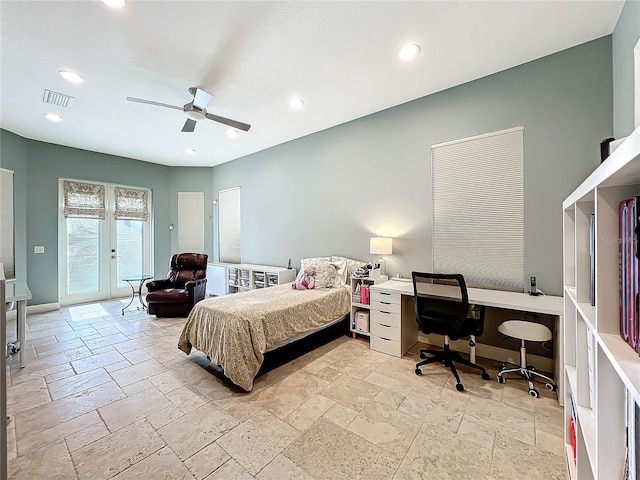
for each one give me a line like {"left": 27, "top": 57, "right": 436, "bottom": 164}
{"left": 121, "top": 275, "right": 153, "bottom": 315}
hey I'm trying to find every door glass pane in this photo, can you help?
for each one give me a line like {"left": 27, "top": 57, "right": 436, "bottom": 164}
{"left": 117, "top": 219, "right": 144, "bottom": 287}
{"left": 67, "top": 218, "right": 101, "bottom": 294}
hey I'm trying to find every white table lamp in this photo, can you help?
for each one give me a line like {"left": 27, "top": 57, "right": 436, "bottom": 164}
{"left": 370, "top": 237, "right": 393, "bottom": 276}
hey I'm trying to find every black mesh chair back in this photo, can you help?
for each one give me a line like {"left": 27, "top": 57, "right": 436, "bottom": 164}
{"left": 411, "top": 271, "right": 490, "bottom": 391}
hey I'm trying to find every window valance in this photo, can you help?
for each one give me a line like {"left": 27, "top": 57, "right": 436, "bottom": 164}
{"left": 63, "top": 180, "right": 106, "bottom": 219}
{"left": 114, "top": 187, "right": 149, "bottom": 221}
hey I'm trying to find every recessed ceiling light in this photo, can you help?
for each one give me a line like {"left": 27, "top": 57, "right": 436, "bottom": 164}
{"left": 101, "top": 0, "right": 125, "bottom": 8}
{"left": 59, "top": 70, "right": 84, "bottom": 85}
{"left": 399, "top": 43, "right": 421, "bottom": 61}
{"left": 289, "top": 96, "right": 304, "bottom": 110}
{"left": 225, "top": 128, "right": 238, "bottom": 138}
{"left": 185, "top": 148, "right": 196, "bottom": 155}
{"left": 45, "top": 113, "right": 63, "bottom": 122}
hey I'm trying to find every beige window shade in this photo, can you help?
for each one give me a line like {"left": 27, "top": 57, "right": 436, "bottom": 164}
{"left": 218, "top": 187, "right": 241, "bottom": 263}
{"left": 431, "top": 126, "right": 524, "bottom": 291}
{"left": 63, "top": 180, "right": 106, "bottom": 219}
{"left": 0, "top": 169, "right": 15, "bottom": 279}
{"left": 178, "top": 192, "right": 205, "bottom": 253}
{"left": 114, "top": 187, "right": 149, "bottom": 221}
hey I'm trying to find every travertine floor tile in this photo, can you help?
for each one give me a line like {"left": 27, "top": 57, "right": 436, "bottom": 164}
{"left": 184, "top": 441, "right": 230, "bottom": 479}
{"left": 109, "top": 357, "right": 167, "bottom": 387}
{"left": 71, "top": 419, "right": 165, "bottom": 479}
{"left": 284, "top": 418, "right": 400, "bottom": 480}
{"left": 255, "top": 370, "right": 330, "bottom": 419}
{"left": 7, "top": 377, "right": 51, "bottom": 415}
{"left": 65, "top": 421, "right": 110, "bottom": 452}
{"left": 111, "top": 446, "right": 195, "bottom": 479}
{"left": 98, "top": 386, "right": 171, "bottom": 431}
{"left": 17, "top": 410, "right": 100, "bottom": 455}
{"left": 490, "top": 432, "right": 565, "bottom": 479}
{"left": 464, "top": 395, "right": 536, "bottom": 445}
{"left": 47, "top": 367, "right": 112, "bottom": 400}
{"left": 204, "top": 459, "right": 254, "bottom": 480}
{"left": 399, "top": 385, "right": 469, "bottom": 432}
{"left": 217, "top": 409, "right": 300, "bottom": 475}
{"left": 8, "top": 440, "right": 76, "bottom": 480}
{"left": 158, "top": 402, "right": 239, "bottom": 460}
{"left": 14, "top": 381, "right": 125, "bottom": 440}
{"left": 71, "top": 349, "right": 127, "bottom": 374}
{"left": 322, "top": 402, "right": 358, "bottom": 428}
{"left": 285, "top": 393, "right": 335, "bottom": 431}
{"left": 321, "top": 374, "right": 381, "bottom": 412}
{"left": 256, "top": 454, "right": 316, "bottom": 480}
{"left": 395, "top": 423, "right": 493, "bottom": 479}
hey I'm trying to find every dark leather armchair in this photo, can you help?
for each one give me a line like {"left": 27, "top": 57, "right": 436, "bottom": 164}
{"left": 412, "top": 272, "right": 490, "bottom": 392}
{"left": 146, "top": 253, "right": 208, "bottom": 317}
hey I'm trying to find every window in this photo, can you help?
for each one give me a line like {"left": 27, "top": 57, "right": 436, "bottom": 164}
{"left": 0, "top": 169, "right": 14, "bottom": 279}
{"left": 431, "top": 126, "right": 524, "bottom": 291}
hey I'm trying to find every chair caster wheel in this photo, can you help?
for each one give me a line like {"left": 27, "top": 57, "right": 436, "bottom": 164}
{"left": 419, "top": 352, "right": 427, "bottom": 360}
{"left": 455, "top": 383, "right": 465, "bottom": 392}
{"left": 545, "top": 383, "right": 557, "bottom": 391}
{"left": 481, "top": 372, "right": 490, "bottom": 381}
{"left": 497, "top": 375, "right": 505, "bottom": 384}
{"left": 415, "top": 368, "right": 423, "bottom": 376}
{"left": 529, "top": 388, "right": 540, "bottom": 398}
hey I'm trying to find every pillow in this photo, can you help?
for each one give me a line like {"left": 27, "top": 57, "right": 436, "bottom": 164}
{"left": 329, "top": 258, "right": 348, "bottom": 287}
{"left": 331, "top": 256, "right": 366, "bottom": 280}
{"left": 295, "top": 260, "right": 338, "bottom": 289}
{"left": 312, "top": 261, "right": 339, "bottom": 288}
{"left": 300, "top": 256, "right": 331, "bottom": 271}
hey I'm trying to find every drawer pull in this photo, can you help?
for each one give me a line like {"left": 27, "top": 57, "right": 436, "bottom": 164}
{"left": 381, "top": 311, "right": 392, "bottom": 315}
{"left": 380, "top": 337, "right": 392, "bottom": 341}
{"left": 380, "top": 292, "right": 391, "bottom": 296}
{"left": 380, "top": 301, "right": 391, "bottom": 305}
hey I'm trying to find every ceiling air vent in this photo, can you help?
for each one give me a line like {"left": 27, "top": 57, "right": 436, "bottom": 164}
{"left": 42, "top": 89, "right": 74, "bottom": 108}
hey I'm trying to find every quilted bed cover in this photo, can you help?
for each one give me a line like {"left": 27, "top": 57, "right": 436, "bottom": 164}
{"left": 178, "top": 283, "right": 350, "bottom": 391}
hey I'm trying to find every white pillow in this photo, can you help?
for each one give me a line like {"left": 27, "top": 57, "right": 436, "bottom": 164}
{"left": 331, "top": 256, "right": 366, "bottom": 280}
{"left": 329, "top": 258, "right": 348, "bottom": 287}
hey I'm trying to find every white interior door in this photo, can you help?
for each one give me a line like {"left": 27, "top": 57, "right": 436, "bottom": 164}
{"left": 178, "top": 192, "right": 205, "bottom": 253}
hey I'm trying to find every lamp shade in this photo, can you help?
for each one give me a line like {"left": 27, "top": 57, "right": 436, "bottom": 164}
{"left": 370, "top": 237, "right": 393, "bottom": 255}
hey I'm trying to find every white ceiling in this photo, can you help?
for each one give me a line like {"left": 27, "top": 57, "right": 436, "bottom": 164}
{"left": 0, "top": 1, "right": 624, "bottom": 167}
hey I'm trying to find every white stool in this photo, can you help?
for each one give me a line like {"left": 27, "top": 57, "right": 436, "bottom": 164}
{"left": 496, "top": 320, "right": 557, "bottom": 398}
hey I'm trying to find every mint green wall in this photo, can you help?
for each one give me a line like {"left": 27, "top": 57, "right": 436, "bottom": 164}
{"left": 168, "top": 167, "right": 215, "bottom": 259}
{"left": 20, "top": 140, "right": 174, "bottom": 305}
{"left": 613, "top": 0, "right": 640, "bottom": 138}
{"left": 212, "top": 37, "right": 614, "bottom": 297}
{"left": 0, "top": 130, "right": 28, "bottom": 284}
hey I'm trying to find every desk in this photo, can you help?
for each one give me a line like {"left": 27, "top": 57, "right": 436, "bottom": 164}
{"left": 121, "top": 275, "right": 152, "bottom": 315}
{"left": 369, "top": 279, "right": 564, "bottom": 402}
{"left": 6, "top": 280, "right": 32, "bottom": 368}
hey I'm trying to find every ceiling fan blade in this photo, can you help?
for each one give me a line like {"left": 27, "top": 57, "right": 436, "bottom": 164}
{"left": 182, "top": 119, "right": 197, "bottom": 133}
{"left": 126, "top": 97, "right": 182, "bottom": 111}
{"left": 192, "top": 88, "right": 214, "bottom": 110}
{"left": 205, "top": 113, "right": 251, "bottom": 132}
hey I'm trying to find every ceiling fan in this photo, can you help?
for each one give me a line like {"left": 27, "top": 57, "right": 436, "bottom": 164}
{"left": 126, "top": 87, "right": 251, "bottom": 133}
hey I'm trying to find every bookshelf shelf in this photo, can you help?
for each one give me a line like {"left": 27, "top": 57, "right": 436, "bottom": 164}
{"left": 562, "top": 127, "right": 640, "bottom": 480}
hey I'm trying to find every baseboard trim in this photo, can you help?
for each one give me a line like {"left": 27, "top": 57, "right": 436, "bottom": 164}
{"left": 6, "top": 302, "right": 60, "bottom": 321}
{"left": 418, "top": 333, "right": 553, "bottom": 373}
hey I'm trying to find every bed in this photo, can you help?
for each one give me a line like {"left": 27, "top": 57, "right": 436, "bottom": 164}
{"left": 178, "top": 282, "right": 352, "bottom": 391}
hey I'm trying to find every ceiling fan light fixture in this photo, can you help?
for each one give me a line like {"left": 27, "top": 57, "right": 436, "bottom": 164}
{"left": 59, "top": 70, "right": 84, "bottom": 84}
{"left": 45, "top": 112, "right": 63, "bottom": 122}
{"left": 226, "top": 128, "right": 238, "bottom": 138}
{"left": 100, "top": 0, "right": 125, "bottom": 8}
{"left": 185, "top": 148, "right": 196, "bottom": 155}
{"left": 289, "top": 96, "right": 304, "bottom": 110}
{"left": 399, "top": 43, "right": 421, "bottom": 61}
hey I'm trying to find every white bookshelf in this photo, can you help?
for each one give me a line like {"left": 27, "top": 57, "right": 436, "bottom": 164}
{"left": 562, "top": 127, "right": 640, "bottom": 480}
{"left": 206, "top": 262, "right": 296, "bottom": 295}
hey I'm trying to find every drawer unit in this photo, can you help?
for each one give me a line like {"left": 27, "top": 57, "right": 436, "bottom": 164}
{"left": 371, "top": 291, "right": 400, "bottom": 305}
{"left": 370, "top": 309, "right": 400, "bottom": 328}
{"left": 371, "top": 322, "right": 399, "bottom": 342}
{"left": 370, "top": 334, "right": 401, "bottom": 357}
{"left": 370, "top": 300, "right": 400, "bottom": 314}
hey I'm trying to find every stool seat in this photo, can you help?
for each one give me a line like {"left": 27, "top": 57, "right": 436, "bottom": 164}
{"left": 498, "top": 320, "right": 552, "bottom": 342}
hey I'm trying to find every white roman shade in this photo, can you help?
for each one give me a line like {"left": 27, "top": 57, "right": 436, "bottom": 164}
{"left": 0, "top": 169, "right": 15, "bottom": 279}
{"left": 114, "top": 187, "right": 149, "bottom": 221}
{"left": 63, "top": 180, "right": 106, "bottom": 219}
{"left": 431, "top": 126, "right": 524, "bottom": 291}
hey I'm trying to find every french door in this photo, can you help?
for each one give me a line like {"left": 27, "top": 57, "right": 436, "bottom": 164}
{"left": 59, "top": 180, "right": 152, "bottom": 305}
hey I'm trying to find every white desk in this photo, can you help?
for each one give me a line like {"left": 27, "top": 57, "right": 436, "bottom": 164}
{"left": 6, "top": 280, "right": 32, "bottom": 368}
{"left": 369, "top": 279, "right": 565, "bottom": 402}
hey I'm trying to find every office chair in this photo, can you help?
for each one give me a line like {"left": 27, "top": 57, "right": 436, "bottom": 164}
{"left": 412, "top": 272, "right": 490, "bottom": 392}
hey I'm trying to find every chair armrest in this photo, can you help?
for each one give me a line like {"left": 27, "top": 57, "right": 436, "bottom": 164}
{"left": 185, "top": 278, "right": 208, "bottom": 305}
{"left": 146, "top": 279, "right": 173, "bottom": 292}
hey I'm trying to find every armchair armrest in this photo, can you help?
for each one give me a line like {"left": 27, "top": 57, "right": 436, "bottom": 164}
{"left": 185, "top": 278, "right": 208, "bottom": 306}
{"left": 146, "top": 279, "right": 174, "bottom": 292}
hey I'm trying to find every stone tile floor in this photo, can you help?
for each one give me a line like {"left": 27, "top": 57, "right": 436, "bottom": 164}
{"left": 5, "top": 299, "right": 566, "bottom": 479}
